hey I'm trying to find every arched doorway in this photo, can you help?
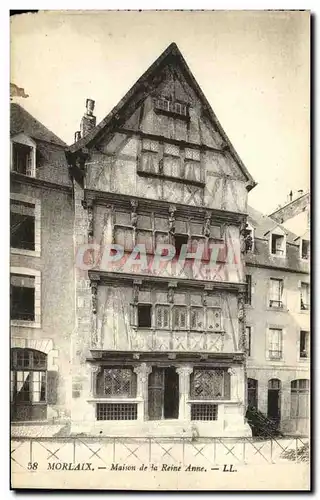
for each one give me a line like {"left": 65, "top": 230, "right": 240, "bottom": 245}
{"left": 247, "top": 378, "right": 258, "bottom": 409}
{"left": 267, "top": 379, "right": 281, "bottom": 427}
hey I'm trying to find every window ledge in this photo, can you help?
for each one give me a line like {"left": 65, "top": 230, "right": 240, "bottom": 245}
{"left": 11, "top": 320, "right": 41, "bottom": 329}
{"left": 188, "top": 400, "right": 239, "bottom": 405}
{"left": 11, "top": 247, "right": 41, "bottom": 258}
{"left": 87, "top": 398, "right": 143, "bottom": 404}
{"left": 266, "top": 307, "right": 288, "bottom": 313}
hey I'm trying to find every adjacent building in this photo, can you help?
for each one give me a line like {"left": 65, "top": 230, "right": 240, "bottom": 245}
{"left": 10, "top": 103, "right": 74, "bottom": 424}
{"left": 245, "top": 205, "right": 310, "bottom": 435}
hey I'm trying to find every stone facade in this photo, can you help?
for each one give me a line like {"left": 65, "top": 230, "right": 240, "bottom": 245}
{"left": 245, "top": 206, "right": 310, "bottom": 435}
{"left": 10, "top": 104, "right": 75, "bottom": 423}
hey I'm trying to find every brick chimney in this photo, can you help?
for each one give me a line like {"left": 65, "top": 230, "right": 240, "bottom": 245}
{"left": 80, "top": 98, "right": 96, "bottom": 138}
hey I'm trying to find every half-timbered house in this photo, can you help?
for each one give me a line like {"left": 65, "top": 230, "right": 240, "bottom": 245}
{"left": 66, "top": 43, "right": 256, "bottom": 436}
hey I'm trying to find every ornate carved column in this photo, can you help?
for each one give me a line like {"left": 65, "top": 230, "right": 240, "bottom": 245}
{"left": 90, "top": 277, "right": 100, "bottom": 348}
{"left": 203, "top": 210, "right": 211, "bottom": 238}
{"left": 134, "top": 363, "right": 152, "bottom": 420}
{"left": 168, "top": 205, "right": 176, "bottom": 237}
{"left": 82, "top": 199, "right": 94, "bottom": 241}
{"left": 238, "top": 291, "right": 246, "bottom": 352}
{"left": 90, "top": 365, "right": 101, "bottom": 398}
{"left": 228, "top": 367, "right": 239, "bottom": 401}
{"left": 176, "top": 365, "right": 193, "bottom": 420}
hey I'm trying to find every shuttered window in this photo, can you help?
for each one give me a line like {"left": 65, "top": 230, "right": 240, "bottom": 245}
{"left": 291, "top": 379, "right": 309, "bottom": 418}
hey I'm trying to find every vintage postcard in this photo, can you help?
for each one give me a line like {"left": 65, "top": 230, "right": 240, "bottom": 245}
{"left": 10, "top": 10, "right": 310, "bottom": 490}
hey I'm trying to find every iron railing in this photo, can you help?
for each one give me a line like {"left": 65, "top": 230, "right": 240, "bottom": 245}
{"left": 11, "top": 435, "right": 309, "bottom": 472}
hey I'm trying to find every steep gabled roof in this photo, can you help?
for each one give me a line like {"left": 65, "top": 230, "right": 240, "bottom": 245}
{"left": 68, "top": 42, "right": 256, "bottom": 189}
{"left": 11, "top": 103, "right": 67, "bottom": 147}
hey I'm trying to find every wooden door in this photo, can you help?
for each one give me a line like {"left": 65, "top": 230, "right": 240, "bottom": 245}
{"left": 148, "top": 368, "right": 164, "bottom": 420}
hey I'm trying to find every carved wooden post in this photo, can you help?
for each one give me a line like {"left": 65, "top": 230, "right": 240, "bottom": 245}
{"left": 238, "top": 291, "right": 246, "bottom": 352}
{"left": 82, "top": 198, "right": 94, "bottom": 241}
{"left": 203, "top": 210, "right": 211, "bottom": 238}
{"left": 90, "top": 277, "right": 100, "bottom": 347}
{"left": 134, "top": 363, "right": 152, "bottom": 420}
{"left": 131, "top": 200, "right": 138, "bottom": 246}
{"left": 176, "top": 365, "right": 193, "bottom": 420}
{"left": 168, "top": 205, "right": 176, "bottom": 237}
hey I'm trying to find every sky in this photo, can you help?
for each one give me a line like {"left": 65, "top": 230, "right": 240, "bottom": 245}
{"left": 10, "top": 10, "right": 310, "bottom": 214}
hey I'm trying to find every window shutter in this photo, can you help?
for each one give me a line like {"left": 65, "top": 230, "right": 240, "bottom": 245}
{"left": 46, "top": 370, "right": 58, "bottom": 405}
{"left": 26, "top": 152, "right": 33, "bottom": 177}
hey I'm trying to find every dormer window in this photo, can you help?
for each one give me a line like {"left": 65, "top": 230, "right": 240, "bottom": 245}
{"left": 301, "top": 239, "right": 310, "bottom": 260}
{"left": 270, "top": 232, "right": 286, "bottom": 257}
{"left": 11, "top": 134, "right": 36, "bottom": 178}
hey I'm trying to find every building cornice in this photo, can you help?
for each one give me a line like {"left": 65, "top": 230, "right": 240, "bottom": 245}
{"left": 245, "top": 261, "right": 309, "bottom": 275}
{"left": 11, "top": 171, "right": 72, "bottom": 194}
{"left": 88, "top": 269, "right": 246, "bottom": 293}
{"left": 84, "top": 188, "right": 247, "bottom": 224}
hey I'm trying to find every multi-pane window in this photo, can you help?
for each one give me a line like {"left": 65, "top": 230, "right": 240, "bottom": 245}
{"left": 10, "top": 199, "right": 35, "bottom": 251}
{"left": 155, "top": 305, "right": 170, "bottom": 329}
{"left": 300, "top": 331, "right": 310, "bottom": 359}
{"left": 300, "top": 282, "right": 310, "bottom": 310}
{"left": 96, "top": 368, "right": 137, "bottom": 398}
{"left": 11, "top": 348, "right": 47, "bottom": 422}
{"left": 245, "top": 275, "right": 252, "bottom": 305}
{"left": 271, "top": 233, "right": 285, "bottom": 256}
{"left": 290, "top": 379, "right": 309, "bottom": 418}
{"left": 113, "top": 209, "right": 223, "bottom": 258}
{"left": 190, "top": 368, "right": 230, "bottom": 400}
{"left": 133, "top": 290, "right": 222, "bottom": 332}
{"left": 269, "top": 278, "right": 283, "bottom": 308}
{"left": 154, "top": 97, "right": 188, "bottom": 117}
{"left": 11, "top": 142, "right": 35, "bottom": 177}
{"left": 301, "top": 239, "right": 310, "bottom": 260}
{"left": 268, "top": 328, "right": 283, "bottom": 360}
{"left": 246, "top": 326, "right": 252, "bottom": 356}
{"left": 10, "top": 273, "right": 35, "bottom": 321}
{"left": 173, "top": 306, "right": 187, "bottom": 329}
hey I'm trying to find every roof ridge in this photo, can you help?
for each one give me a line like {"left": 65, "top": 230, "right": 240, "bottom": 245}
{"left": 11, "top": 102, "right": 67, "bottom": 147}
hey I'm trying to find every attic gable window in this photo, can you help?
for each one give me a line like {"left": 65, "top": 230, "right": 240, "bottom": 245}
{"left": 11, "top": 134, "right": 36, "bottom": 178}
{"left": 154, "top": 97, "right": 188, "bottom": 119}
